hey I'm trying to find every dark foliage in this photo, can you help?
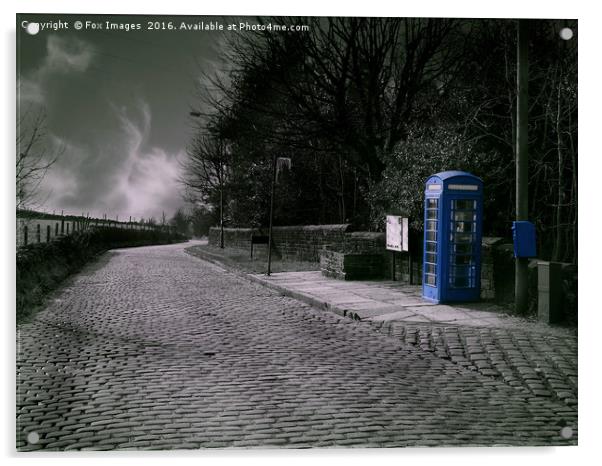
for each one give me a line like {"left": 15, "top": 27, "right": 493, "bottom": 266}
{"left": 189, "top": 206, "right": 215, "bottom": 237}
{"left": 184, "top": 18, "right": 577, "bottom": 265}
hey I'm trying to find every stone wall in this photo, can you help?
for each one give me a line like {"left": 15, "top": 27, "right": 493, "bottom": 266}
{"left": 209, "top": 225, "right": 351, "bottom": 262}
{"left": 339, "top": 232, "right": 385, "bottom": 253}
{"left": 210, "top": 226, "right": 516, "bottom": 301}
{"left": 209, "top": 225, "right": 577, "bottom": 316}
{"left": 386, "top": 237, "right": 502, "bottom": 300}
{"left": 320, "top": 249, "right": 385, "bottom": 280}
{"left": 319, "top": 249, "right": 345, "bottom": 280}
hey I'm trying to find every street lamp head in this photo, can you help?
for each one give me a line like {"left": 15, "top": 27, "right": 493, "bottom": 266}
{"left": 275, "top": 157, "right": 292, "bottom": 183}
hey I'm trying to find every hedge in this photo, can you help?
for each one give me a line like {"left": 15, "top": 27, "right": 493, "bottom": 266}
{"left": 16, "top": 227, "right": 187, "bottom": 322}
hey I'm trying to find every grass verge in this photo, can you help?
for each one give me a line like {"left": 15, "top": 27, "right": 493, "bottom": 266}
{"left": 185, "top": 244, "right": 320, "bottom": 274}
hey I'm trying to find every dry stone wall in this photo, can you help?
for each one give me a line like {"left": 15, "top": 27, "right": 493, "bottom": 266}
{"left": 209, "top": 226, "right": 509, "bottom": 300}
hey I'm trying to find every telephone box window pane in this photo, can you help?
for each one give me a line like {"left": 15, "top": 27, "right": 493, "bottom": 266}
{"left": 452, "top": 232, "right": 473, "bottom": 243}
{"left": 426, "top": 231, "right": 437, "bottom": 242}
{"left": 426, "top": 220, "right": 437, "bottom": 231}
{"left": 452, "top": 243, "right": 473, "bottom": 254}
{"left": 426, "top": 242, "right": 437, "bottom": 253}
{"left": 453, "top": 199, "right": 476, "bottom": 210}
{"left": 453, "top": 221, "right": 476, "bottom": 233}
{"left": 449, "top": 266, "right": 477, "bottom": 288}
{"left": 451, "top": 265, "right": 470, "bottom": 276}
{"left": 425, "top": 263, "right": 436, "bottom": 275}
{"left": 425, "top": 274, "right": 437, "bottom": 286}
{"left": 427, "top": 209, "right": 438, "bottom": 219}
{"left": 451, "top": 276, "right": 469, "bottom": 288}
{"left": 454, "top": 211, "right": 476, "bottom": 222}
{"left": 427, "top": 199, "right": 438, "bottom": 209}
{"left": 453, "top": 255, "right": 474, "bottom": 266}
{"left": 426, "top": 253, "right": 437, "bottom": 264}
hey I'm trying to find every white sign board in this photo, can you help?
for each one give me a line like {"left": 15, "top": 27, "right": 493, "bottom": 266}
{"left": 386, "top": 215, "right": 408, "bottom": 252}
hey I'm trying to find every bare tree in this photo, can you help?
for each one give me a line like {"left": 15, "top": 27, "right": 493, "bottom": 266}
{"left": 209, "top": 18, "right": 463, "bottom": 169}
{"left": 180, "top": 131, "right": 229, "bottom": 205}
{"left": 196, "top": 17, "right": 465, "bottom": 223}
{"left": 180, "top": 127, "right": 231, "bottom": 242}
{"left": 16, "top": 107, "right": 62, "bottom": 210}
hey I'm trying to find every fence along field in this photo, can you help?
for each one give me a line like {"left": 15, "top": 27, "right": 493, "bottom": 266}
{"left": 16, "top": 210, "right": 186, "bottom": 322}
{"left": 16, "top": 210, "right": 175, "bottom": 247}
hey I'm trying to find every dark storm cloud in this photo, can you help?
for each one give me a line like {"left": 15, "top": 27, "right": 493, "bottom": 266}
{"left": 17, "top": 14, "right": 228, "bottom": 220}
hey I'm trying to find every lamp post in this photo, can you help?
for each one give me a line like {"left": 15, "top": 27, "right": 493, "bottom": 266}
{"left": 267, "top": 155, "right": 291, "bottom": 276}
{"left": 267, "top": 154, "right": 277, "bottom": 276}
{"left": 515, "top": 19, "right": 529, "bottom": 314}
{"left": 219, "top": 161, "right": 225, "bottom": 249}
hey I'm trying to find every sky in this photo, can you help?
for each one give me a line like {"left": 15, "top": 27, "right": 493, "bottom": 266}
{"left": 17, "top": 13, "right": 233, "bottom": 221}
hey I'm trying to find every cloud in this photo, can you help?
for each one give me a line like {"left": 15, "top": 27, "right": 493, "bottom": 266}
{"left": 19, "top": 35, "right": 95, "bottom": 104}
{"left": 44, "top": 35, "right": 94, "bottom": 73}
{"left": 37, "top": 135, "right": 93, "bottom": 213}
{"left": 19, "top": 32, "right": 190, "bottom": 221}
{"left": 38, "top": 101, "right": 184, "bottom": 221}
{"left": 18, "top": 78, "right": 44, "bottom": 104}
{"left": 20, "top": 35, "right": 184, "bottom": 221}
{"left": 105, "top": 102, "right": 184, "bottom": 221}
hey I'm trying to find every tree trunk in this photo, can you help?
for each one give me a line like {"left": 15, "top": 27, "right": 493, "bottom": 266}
{"left": 552, "top": 82, "right": 564, "bottom": 262}
{"left": 338, "top": 153, "right": 346, "bottom": 223}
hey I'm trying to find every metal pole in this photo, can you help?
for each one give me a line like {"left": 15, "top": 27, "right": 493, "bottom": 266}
{"left": 220, "top": 165, "right": 225, "bottom": 249}
{"left": 515, "top": 19, "right": 530, "bottom": 314}
{"left": 267, "top": 153, "right": 277, "bottom": 276}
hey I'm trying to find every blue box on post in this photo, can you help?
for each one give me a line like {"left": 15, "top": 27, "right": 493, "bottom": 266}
{"left": 512, "top": 221, "right": 537, "bottom": 258}
{"left": 422, "top": 171, "right": 483, "bottom": 304}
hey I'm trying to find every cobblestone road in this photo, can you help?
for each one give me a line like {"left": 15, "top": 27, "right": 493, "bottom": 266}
{"left": 16, "top": 242, "right": 577, "bottom": 450}
{"left": 372, "top": 322, "right": 578, "bottom": 404}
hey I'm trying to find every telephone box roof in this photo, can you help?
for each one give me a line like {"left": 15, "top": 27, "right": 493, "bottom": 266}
{"left": 429, "top": 171, "right": 482, "bottom": 183}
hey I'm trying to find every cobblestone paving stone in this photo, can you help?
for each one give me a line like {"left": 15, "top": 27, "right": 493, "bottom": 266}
{"left": 369, "top": 321, "right": 578, "bottom": 405}
{"left": 16, "top": 242, "right": 577, "bottom": 450}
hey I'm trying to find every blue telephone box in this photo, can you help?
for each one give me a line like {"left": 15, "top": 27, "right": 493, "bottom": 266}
{"left": 422, "top": 171, "right": 483, "bottom": 303}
